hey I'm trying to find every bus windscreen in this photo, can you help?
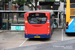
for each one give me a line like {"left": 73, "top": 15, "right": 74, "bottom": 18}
{"left": 27, "top": 13, "right": 47, "bottom": 24}
{"left": 27, "top": 16, "right": 47, "bottom": 24}
{"left": 70, "top": 0, "right": 75, "bottom": 3}
{"left": 70, "top": 4, "right": 75, "bottom": 8}
{"left": 70, "top": 16, "right": 75, "bottom": 18}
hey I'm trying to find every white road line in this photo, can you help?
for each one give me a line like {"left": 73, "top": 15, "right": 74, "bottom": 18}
{"left": 62, "top": 29, "right": 63, "bottom": 41}
{"left": 19, "top": 38, "right": 28, "bottom": 47}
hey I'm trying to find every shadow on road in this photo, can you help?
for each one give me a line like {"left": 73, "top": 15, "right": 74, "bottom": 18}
{"left": 66, "top": 33, "right": 75, "bottom": 36}
{"left": 27, "top": 38, "right": 51, "bottom": 41}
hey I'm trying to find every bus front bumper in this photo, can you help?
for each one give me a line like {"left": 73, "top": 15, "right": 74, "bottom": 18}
{"left": 25, "top": 34, "right": 51, "bottom": 38}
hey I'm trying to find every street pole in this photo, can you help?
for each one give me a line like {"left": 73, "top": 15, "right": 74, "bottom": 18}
{"left": 17, "top": 3, "right": 18, "bottom": 24}
{"left": 8, "top": 1, "right": 9, "bottom": 30}
{"left": 33, "top": 0, "right": 35, "bottom": 11}
{"left": 11, "top": 0, "right": 13, "bottom": 23}
{"left": 8, "top": 13, "right": 9, "bottom": 30}
{"left": 8, "top": 0, "right": 12, "bottom": 30}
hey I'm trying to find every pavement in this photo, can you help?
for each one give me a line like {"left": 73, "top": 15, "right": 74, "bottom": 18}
{"left": 0, "top": 31, "right": 25, "bottom": 50}
{"left": 0, "top": 29, "right": 75, "bottom": 50}
{"left": 0, "top": 30, "right": 3, "bottom": 33}
{"left": 5, "top": 39, "right": 75, "bottom": 50}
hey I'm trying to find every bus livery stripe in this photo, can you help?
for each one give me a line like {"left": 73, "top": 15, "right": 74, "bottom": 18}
{"left": 69, "top": 19, "right": 74, "bottom": 25}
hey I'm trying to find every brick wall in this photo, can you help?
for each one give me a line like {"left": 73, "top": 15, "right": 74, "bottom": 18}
{"left": 5, "top": 4, "right": 17, "bottom": 18}
{"left": 12, "top": 4, "right": 17, "bottom": 17}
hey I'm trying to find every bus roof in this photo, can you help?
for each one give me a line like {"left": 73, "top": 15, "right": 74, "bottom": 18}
{"left": 36, "top": 10, "right": 54, "bottom": 15}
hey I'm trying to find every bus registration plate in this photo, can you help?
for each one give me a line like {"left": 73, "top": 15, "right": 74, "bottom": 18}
{"left": 34, "top": 36, "right": 40, "bottom": 38}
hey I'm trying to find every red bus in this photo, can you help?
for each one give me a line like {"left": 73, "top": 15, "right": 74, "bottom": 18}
{"left": 25, "top": 11, "right": 54, "bottom": 38}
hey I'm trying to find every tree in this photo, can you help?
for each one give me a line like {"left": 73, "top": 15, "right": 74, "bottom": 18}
{"left": 35, "top": 0, "right": 38, "bottom": 10}
{"left": 4, "top": 0, "right": 64, "bottom": 10}
{"left": 60, "top": 0, "right": 64, "bottom": 2}
{"left": 4, "top": 0, "right": 10, "bottom": 3}
{"left": 3, "top": 0, "right": 38, "bottom": 10}
{"left": 14, "top": 0, "right": 38, "bottom": 10}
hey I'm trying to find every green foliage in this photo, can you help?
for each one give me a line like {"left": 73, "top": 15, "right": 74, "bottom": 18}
{"left": 14, "top": 0, "right": 33, "bottom": 6}
{"left": 60, "top": 0, "right": 64, "bottom": 2}
{"left": 25, "top": 0, "right": 31, "bottom": 6}
{"left": 4, "top": 0, "right": 38, "bottom": 10}
{"left": 4, "top": 0, "right": 10, "bottom": 3}
{"left": 15, "top": 0, "right": 25, "bottom": 6}
{"left": 12, "top": 1, "right": 16, "bottom": 4}
{"left": 50, "top": 0, "right": 55, "bottom": 2}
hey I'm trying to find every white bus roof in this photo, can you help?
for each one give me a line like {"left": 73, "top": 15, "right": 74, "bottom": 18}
{"left": 36, "top": 10, "right": 54, "bottom": 15}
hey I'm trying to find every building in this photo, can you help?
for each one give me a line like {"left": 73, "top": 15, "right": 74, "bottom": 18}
{"left": 0, "top": 0, "right": 4, "bottom": 29}
{"left": 39, "top": 0, "right": 64, "bottom": 10}
{"left": 0, "top": 0, "right": 64, "bottom": 30}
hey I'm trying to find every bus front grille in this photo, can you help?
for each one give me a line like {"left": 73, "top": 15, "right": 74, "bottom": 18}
{"left": 70, "top": 9, "right": 75, "bottom": 16}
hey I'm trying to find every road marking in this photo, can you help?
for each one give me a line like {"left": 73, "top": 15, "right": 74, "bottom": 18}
{"left": 22, "top": 41, "right": 57, "bottom": 47}
{"left": 62, "top": 29, "right": 63, "bottom": 41}
{"left": 19, "top": 38, "right": 28, "bottom": 47}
